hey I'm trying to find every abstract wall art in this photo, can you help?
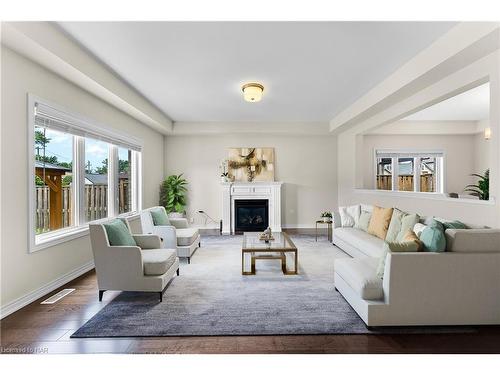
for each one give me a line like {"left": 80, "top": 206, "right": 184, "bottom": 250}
{"left": 227, "top": 147, "right": 275, "bottom": 182}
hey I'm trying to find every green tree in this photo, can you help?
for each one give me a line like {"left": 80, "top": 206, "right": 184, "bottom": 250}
{"left": 62, "top": 175, "right": 73, "bottom": 186}
{"left": 35, "top": 155, "right": 59, "bottom": 165}
{"left": 119, "top": 159, "right": 129, "bottom": 173}
{"left": 35, "top": 129, "right": 51, "bottom": 148}
{"left": 95, "top": 159, "right": 108, "bottom": 174}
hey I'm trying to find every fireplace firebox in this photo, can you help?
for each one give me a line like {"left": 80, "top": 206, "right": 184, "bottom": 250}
{"left": 234, "top": 199, "right": 269, "bottom": 233}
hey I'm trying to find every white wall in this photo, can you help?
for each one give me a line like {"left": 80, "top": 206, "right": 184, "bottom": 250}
{"left": 0, "top": 46, "right": 165, "bottom": 310}
{"left": 473, "top": 132, "right": 491, "bottom": 175}
{"left": 362, "top": 134, "right": 478, "bottom": 193}
{"left": 164, "top": 133, "right": 337, "bottom": 228}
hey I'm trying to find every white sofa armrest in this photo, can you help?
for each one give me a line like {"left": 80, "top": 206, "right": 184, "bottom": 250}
{"left": 133, "top": 234, "right": 161, "bottom": 249}
{"left": 445, "top": 229, "right": 500, "bottom": 252}
{"left": 169, "top": 218, "right": 189, "bottom": 229}
{"left": 151, "top": 225, "right": 178, "bottom": 249}
{"left": 95, "top": 245, "right": 145, "bottom": 284}
{"left": 382, "top": 252, "right": 500, "bottom": 322}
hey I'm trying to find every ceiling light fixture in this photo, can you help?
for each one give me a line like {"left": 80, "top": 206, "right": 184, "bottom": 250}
{"left": 242, "top": 83, "right": 264, "bottom": 102}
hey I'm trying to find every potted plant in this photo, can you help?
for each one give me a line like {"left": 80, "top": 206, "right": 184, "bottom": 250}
{"left": 320, "top": 211, "right": 332, "bottom": 222}
{"left": 160, "top": 174, "right": 188, "bottom": 216}
{"left": 464, "top": 169, "right": 489, "bottom": 200}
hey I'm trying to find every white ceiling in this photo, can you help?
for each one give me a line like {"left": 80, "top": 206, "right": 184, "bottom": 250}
{"left": 58, "top": 22, "right": 455, "bottom": 122}
{"left": 403, "top": 83, "right": 490, "bottom": 121}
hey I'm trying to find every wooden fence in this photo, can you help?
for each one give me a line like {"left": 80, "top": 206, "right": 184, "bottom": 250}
{"left": 377, "top": 174, "right": 435, "bottom": 192}
{"left": 35, "top": 181, "right": 130, "bottom": 233}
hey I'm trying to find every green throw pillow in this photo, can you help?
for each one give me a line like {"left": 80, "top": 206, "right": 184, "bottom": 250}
{"left": 441, "top": 220, "right": 468, "bottom": 230}
{"left": 396, "top": 213, "right": 420, "bottom": 242}
{"left": 355, "top": 211, "right": 372, "bottom": 232}
{"left": 376, "top": 240, "right": 420, "bottom": 278}
{"left": 151, "top": 207, "right": 170, "bottom": 226}
{"left": 420, "top": 219, "right": 446, "bottom": 252}
{"left": 103, "top": 219, "right": 136, "bottom": 247}
{"left": 385, "top": 208, "right": 406, "bottom": 242}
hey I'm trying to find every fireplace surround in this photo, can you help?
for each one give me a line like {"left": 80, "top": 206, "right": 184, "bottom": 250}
{"left": 221, "top": 182, "right": 282, "bottom": 235}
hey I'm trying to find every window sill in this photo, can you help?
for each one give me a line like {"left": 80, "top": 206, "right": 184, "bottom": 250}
{"left": 31, "top": 211, "right": 141, "bottom": 253}
{"left": 32, "top": 226, "right": 89, "bottom": 253}
{"left": 354, "top": 189, "right": 496, "bottom": 205}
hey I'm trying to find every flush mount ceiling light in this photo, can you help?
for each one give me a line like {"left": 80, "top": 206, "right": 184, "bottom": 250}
{"left": 242, "top": 83, "right": 264, "bottom": 102}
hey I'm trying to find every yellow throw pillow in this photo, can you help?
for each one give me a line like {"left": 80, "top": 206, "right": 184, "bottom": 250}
{"left": 404, "top": 230, "right": 423, "bottom": 252}
{"left": 368, "top": 206, "right": 394, "bottom": 239}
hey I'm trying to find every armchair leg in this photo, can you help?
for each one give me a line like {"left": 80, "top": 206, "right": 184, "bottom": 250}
{"left": 99, "top": 290, "right": 105, "bottom": 301}
{"left": 176, "top": 268, "right": 180, "bottom": 276}
{"left": 187, "top": 257, "right": 191, "bottom": 264}
{"left": 159, "top": 291, "right": 163, "bottom": 302}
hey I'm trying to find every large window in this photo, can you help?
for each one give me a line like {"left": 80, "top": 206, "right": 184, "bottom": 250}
{"left": 375, "top": 150, "right": 443, "bottom": 193}
{"left": 29, "top": 96, "right": 142, "bottom": 252}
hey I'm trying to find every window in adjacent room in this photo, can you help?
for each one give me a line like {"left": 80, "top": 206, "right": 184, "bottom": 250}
{"left": 375, "top": 150, "right": 443, "bottom": 193}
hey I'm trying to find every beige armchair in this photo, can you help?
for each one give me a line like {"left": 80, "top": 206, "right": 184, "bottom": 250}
{"left": 89, "top": 218, "right": 179, "bottom": 302}
{"left": 139, "top": 207, "right": 201, "bottom": 264}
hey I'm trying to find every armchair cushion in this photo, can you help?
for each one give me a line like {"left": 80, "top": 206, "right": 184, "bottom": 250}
{"left": 176, "top": 228, "right": 199, "bottom": 246}
{"left": 142, "top": 249, "right": 177, "bottom": 276}
{"left": 151, "top": 207, "right": 170, "bottom": 226}
{"left": 133, "top": 234, "right": 161, "bottom": 249}
{"left": 169, "top": 218, "right": 189, "bottom": 229}
{"left": 103, "top": 219, "right": 137, "bottom": 246}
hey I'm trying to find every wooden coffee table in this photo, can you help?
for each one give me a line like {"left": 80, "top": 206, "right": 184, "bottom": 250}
{"left": 241, "top": 232, "right": 298, "bottom": 275}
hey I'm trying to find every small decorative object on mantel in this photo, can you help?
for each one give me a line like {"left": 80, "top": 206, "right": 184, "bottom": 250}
{"left": 320, "top": 211, "right": 332, "bottom": 222}
{"left": 259, "top": 226, "right": 274, "bottom": 243}
{"left": 219, "top": 159, "right": 230, "bottom": 182}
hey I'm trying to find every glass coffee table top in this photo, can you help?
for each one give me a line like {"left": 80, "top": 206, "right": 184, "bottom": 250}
{"left": 242, "top": 232, "right": 297, "bottom": 251}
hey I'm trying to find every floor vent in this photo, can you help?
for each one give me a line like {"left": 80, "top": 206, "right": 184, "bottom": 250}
{"left": 41, "top": 288, "right": 75, "bottom": 304}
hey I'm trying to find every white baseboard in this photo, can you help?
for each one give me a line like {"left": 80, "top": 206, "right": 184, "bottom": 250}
{"left": 281, "top": 224, "right": 316, "bottom": 229}
{"left": 0, "top": 260, "right": 95, "bottom": 319}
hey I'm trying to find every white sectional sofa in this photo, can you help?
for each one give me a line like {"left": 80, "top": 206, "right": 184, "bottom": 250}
{"left": 332, "top": 206, "right": 500, "bottom": 327}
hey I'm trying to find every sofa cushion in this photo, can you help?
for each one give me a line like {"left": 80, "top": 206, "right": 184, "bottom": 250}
{"left": 355, "top": 210, "right": 372, "bottom": 232}
{"left": 339, "top": 205, "right": 360, "bottom": 227}
{"left": 420, "top": 219, "right": 446, "bottom": 252}
{"left": 385, "top": 208, "right": 406, "bottom": 242}
{"left": 396, "top": 213, "right": 420, "bottom": 242}
{"left": 333, "top": 227, "right": 385, "bottom": 258}
{"left": 151, "top": 207, "right": 170, "bottom": 226}
{"left": 176, "top": 228, "right": 200, "bottom": 247}
{"left": 441, "top": 220, "right": 468, "bottom": 230}
{"left": 335, "top": 257, "right": 383, "bottom": 300}
{"left": 103, "top": 219, "right": 136, "bottom": 247}
{"left": 413, "top": 223, "right": 427, "bottom": 237}
{"left": 376, "top": 239, "right": 421, "bottom": 278}
{"left": 142, "top": 249, "right": 177, "bottom": 276}
{"left": 368, "top": 206, "right": 393, "bottom": 240}
{"left": 445, "top": 229, "right": 500, "bottom": 253}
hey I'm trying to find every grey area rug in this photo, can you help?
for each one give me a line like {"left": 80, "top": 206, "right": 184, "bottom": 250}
{"left": 72, "top": 235, "right": 475, "bottom": 337}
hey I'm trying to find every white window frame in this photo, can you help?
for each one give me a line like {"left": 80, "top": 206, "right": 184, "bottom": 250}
{"left": 374, "top": 149, "right": 445, "bottom": 194}
{"left": 28, "top": 94, "right": 143, "bottom": 253}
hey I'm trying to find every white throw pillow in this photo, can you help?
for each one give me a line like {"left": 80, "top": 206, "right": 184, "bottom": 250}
{"left": 360, "top": 204, "right": 373, "bottom": 213}
{"left": 339, "top": 205, "right": 361, "bottom": 227}
{"left": 413, "top": 223, "right": 427, "bottom": 237}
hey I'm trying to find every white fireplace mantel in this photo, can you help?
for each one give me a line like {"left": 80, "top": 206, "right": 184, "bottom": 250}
{"left": 221, "top": 181, "right": 283, "bottom": 235}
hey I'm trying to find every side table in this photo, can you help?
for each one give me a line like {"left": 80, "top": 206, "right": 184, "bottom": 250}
{"left": 315, "top": 220, "right": 333, "bottom": 242}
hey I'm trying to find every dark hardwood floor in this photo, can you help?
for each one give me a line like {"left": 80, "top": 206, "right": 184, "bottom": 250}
{"left": 2, "top": 269, "right": 500, "bottom": 354}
